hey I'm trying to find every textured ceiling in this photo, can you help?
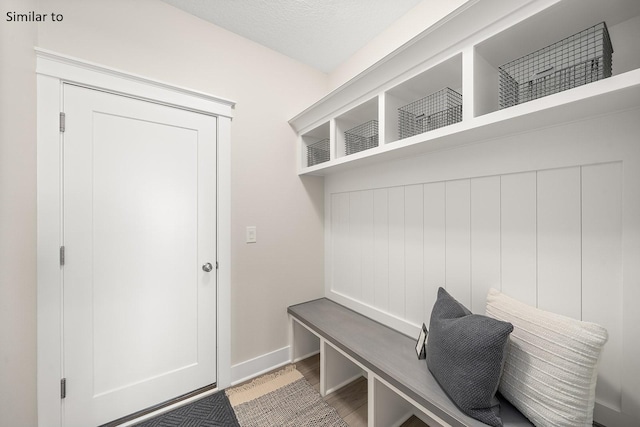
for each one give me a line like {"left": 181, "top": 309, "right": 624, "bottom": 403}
{"left": 159, "top": 0, "right": 423, "bottom": 73}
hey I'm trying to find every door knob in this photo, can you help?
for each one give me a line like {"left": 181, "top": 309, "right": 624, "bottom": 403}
{"left": 202, "top": 262, "right": 213, "bottom": 272}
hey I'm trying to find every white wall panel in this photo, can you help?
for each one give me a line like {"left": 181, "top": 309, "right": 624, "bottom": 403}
{"left": 445, "top": 180, "right": 471, "bottom": 308}
{"left": 470, "top": 176, "right": 501, "bottom": 315}
{"left": 360, "top": 190, "right": 375, "bottom": 306}
{"left": 388, "top": 187, "right": 406, "bottom": 317}
{"left": 373, "top": 189, "right": 389, "bottom": 311}
{"left": 328, "top": 160, "right": 631, "bottom": 423}
{"left": 500, "top": 172, "right": 537, "bottom": 306}
{"left": 423, "top": 183, "right": 446, "bottom": 326}
{"left": 404, "top": 185, "right": 424, "bottom": 325}
{"left": 537, "top": 167, "right": 582, "bottom": 319}
{"left": 331, "top": 193, "right": 350, "bottom": 296}
{"left": 621, "top": 146, "right": 640, "bottom": 422}
{"left": 582, "top": 163, "right": 623, "bottom": 411}
{"left": 347, "top": 192, "right": 363, "bottom": 300}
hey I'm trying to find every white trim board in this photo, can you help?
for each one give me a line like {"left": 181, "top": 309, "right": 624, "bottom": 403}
{"left": 36, "top": 49, "right": 235, "bottom": 427}
{"left": 230, "top": 346, "right": 293, "bottom": 386}
{"left": 35, "top": 48, "right": 235, "bottom": 118}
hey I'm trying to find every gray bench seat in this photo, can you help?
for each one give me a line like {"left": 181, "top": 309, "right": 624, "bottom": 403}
{"left": 288, "top": 298, "right": 533, "bottom": 427}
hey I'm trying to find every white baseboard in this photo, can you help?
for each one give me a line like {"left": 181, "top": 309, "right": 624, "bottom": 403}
{"left": 230, "top": 346, "right": 291, "bottom": 386}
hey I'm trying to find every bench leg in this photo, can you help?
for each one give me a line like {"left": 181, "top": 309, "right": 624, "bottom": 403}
{"left": 368, "top": 376, "right": 375, "bottom": 426}
{"left": 288, "top": 315, "right": 295, "bottom": 363}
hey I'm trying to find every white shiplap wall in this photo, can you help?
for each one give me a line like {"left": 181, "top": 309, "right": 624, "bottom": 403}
{"left": 330, "top": 165, "right": 620, "bottom": 322}
{"left": 324, "top": 108, "right": 640, "bottom": 425}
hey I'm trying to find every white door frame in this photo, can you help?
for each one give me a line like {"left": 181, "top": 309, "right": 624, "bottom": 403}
{"left": 36, "top": 48, "right": 235, "bottom": 427}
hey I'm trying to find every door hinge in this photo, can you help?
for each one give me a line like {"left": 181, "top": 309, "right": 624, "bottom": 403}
{"left": 60, "top": 246, "right": 65, "bottom": 266}
{"left": 59, "top": 112, "right": 66, "bottom": 132}
{"left": 216, "top": 261, "right": 219, "bottom": 270}
{"left": 60, "top": 378, "right": 66, "bottom": 399}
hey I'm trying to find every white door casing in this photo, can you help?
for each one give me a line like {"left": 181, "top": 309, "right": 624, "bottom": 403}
{"left": 36, "top": 49, "right": 235, "bottom": 427}
{"left": 62, "top": 84, "right": 217, "bottom": 426}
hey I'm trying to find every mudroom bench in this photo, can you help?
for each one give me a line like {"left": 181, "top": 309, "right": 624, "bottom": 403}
{"left": 288, "top": 298, "right": 532, "bottom": 427}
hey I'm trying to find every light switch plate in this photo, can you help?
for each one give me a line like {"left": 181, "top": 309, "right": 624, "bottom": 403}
{"left": 246, "top": 226, "right": 257, "bottom": 243}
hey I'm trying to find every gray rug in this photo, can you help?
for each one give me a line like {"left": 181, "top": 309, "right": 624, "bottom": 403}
{"left": 227, "top": 365, "right": 347, "bottom": 427}
{"left": 133, "top": 391, "right": 239, "bottom": 427}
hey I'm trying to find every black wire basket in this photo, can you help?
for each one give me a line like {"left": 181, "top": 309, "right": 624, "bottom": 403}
{"left": 306, "top": 138, "right": 330, "bottom": 167}
{"left": 345, "top": 120, "right": 379, "bottom": 155}
{"left": 499, "top": 22, "right": 613, "bottom": 109}
{"left": 398, "top": 87, "right": 462, "bottom": 140}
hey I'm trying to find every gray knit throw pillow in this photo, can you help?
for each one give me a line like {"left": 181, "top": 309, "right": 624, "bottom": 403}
{"left": 426, "top": 287, "right": 513, "bottom": 427}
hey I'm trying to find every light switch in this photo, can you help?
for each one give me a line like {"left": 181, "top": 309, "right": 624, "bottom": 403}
{"left": 246, "top": 226, "right": 257, "bottom": 243}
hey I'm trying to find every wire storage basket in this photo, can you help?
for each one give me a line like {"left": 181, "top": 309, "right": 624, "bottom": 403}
{"left": 398, "top": 87, "right": 462, "bottom": 140}
{"left": 499, "top": 22, "right": 613, "bottom": 109}
{"left": 345, "top": 120, "right": 379, "bottom": 155}
{"left": 306, "top": 138, "right": 330, "bottom": 167}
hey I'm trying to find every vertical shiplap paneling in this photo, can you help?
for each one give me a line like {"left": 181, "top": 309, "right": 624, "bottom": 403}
{"left": 423, "top": 182, "right": 446, "bottom": 324}
{"left": 373, "top": 188, "right": 390, "bottom": 311}
{"left": 470, "top": 176, "right": 501, "bottom": 314}
{"left": 445, "top": 179, "right": 471, "bottom": 308}
{"left": 582, "top": 162, "right": 623, "bottom": 410}
{"left": 360, "top": 190, "right": 376, "bottom": 306}
{"left": 330, "top": 162, "right": 626, "bottom": 423}
{"left": 388, "top": 187, "right": 406, "bottom": 318}
{"left": 405, "top": 185, "right": 424, "bottom": 325}
{"left": 537, "top": 167, "right": 582, "bottom": 319}
{"left": 501, "top": 172, "right": 537, "bottom": 306}
{"left": 331, "top": 193, "right": 350, "bottom": 296}
{"left": 348, "top": 191, "right": 363, "bottom": 300}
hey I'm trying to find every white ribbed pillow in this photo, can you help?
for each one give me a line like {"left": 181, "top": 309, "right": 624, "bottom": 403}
{"left": 485, "top": 288, "right": 608, "bottom": 427}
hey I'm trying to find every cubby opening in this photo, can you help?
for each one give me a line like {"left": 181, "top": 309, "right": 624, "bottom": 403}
{"left": 322, "top": 342, "right": 365, "bottom": 396}
{"left": 474, "top": 0, "right": 640, "bottom": 116}
{"left": 335, "top": 97, "right": 379, "bottom": 158}
{"left": 384, "top": 54, "right": 462, "bottom": 144}
{"left": 290, "top": 319, "right": 320, "bottom": 362}
{"left": 301, "top": 122, "right": 331, "bottom": 169}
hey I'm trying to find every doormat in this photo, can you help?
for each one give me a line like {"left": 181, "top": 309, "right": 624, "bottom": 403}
{"left": 227, "top": 365, "right": 348, "bottom": 427}
{"left": 132, "top": 390, "right": 239, "bottom": 427}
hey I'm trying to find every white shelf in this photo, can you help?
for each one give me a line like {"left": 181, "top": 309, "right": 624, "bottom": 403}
{"left": 291, "top": 0, "right": 640, "bottom": 176}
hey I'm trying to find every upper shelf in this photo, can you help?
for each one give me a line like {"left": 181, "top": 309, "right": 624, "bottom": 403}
{"left": 291, "top": 0, "right": 640, "bottom": 176}
{"left": 301, "top": 69, "right": 640, "bottom": 175}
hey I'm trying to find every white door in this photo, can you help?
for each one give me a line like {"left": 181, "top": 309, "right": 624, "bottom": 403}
{"left": 62, "top": 84, "right": 217, "bottom": 426}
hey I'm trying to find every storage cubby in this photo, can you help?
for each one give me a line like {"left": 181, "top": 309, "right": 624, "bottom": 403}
{"left": 371, "top": 378, "right": 414, "bottom": 427}
{"left": 290, "top": 317, "right": 367, "bottom": 414}
{"left": 384, "top": 54, "right": 462, "bottom": 144}
{"left": 335, "top": 97, "right": 378, "bottom": 158}
{"left": 474, "top": 0, "right": 640, "bottom": 116}
{"left": 321, "top": 341, "right": 365, "bottom": 396}
{"left": 301, "top": 122, "right": 331, "bottom": 169}
{"left": 290, "top": 318, "right": 320, "bottom": 363}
